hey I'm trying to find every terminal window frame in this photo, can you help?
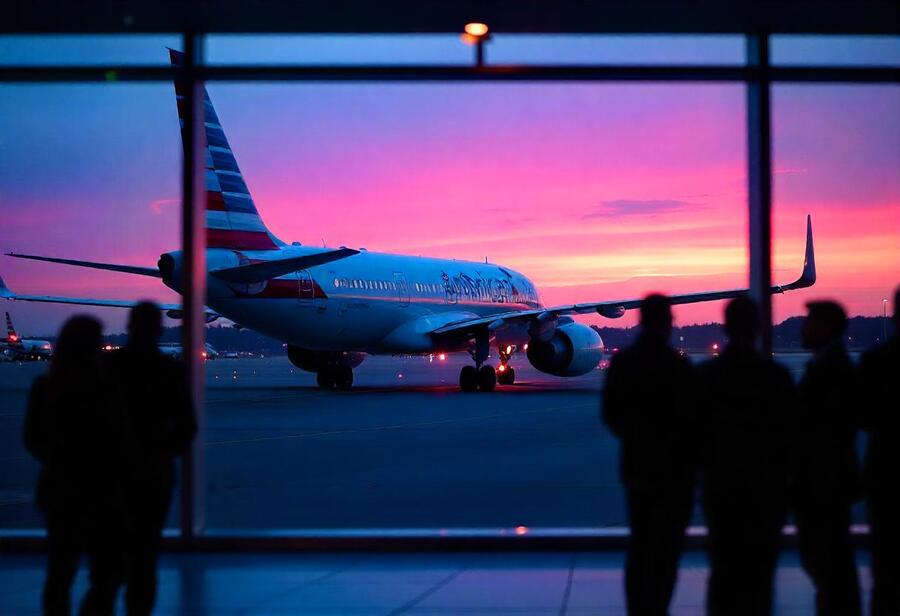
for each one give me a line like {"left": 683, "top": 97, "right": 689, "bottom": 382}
{"left": 1, "top": 31, "right": 896, "bottom": 545}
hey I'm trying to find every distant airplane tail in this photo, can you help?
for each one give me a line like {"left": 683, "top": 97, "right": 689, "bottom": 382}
{"left": 5, "top": 312, "right": 21, "bottom": 347}
{"left": 169, "top": 49, "right": 283, "bottom": 252}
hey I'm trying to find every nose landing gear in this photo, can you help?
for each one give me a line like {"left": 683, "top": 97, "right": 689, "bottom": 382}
{"left": 497, "top": 344, "right": 516, "bottom": 385}
{"left": 497, "top": 363, "right": 516, "bottom": 385}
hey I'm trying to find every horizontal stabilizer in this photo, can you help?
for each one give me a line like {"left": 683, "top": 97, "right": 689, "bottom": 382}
{"left": 5, "top": 253, "right": 160, "bottom": 278}
{"left": 211, "top": 248, "right": 359, "bottom": 284}
{"left": 0, "top": 273, "right": 218, "bottom": 321}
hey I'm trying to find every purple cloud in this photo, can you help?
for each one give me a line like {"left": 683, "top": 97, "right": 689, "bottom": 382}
{"left": 582, "top": 199, "right": 703, "bottom": 219}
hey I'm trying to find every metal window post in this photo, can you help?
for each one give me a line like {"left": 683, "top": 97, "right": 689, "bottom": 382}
{"left": 746, "top": 33, "right": 774, "bottom": 354}
{"left": 179, "top": 32, "right": 207, "bottom": 540}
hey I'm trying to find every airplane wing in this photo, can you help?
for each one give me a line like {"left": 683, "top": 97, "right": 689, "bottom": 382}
{"left": 0, "top": 275, "right": 220, "bottom": 322}
{"left": 5, "top": 253, "right": 161, "bottom": 277}
{"left": 211, "top": 248, "right": 360, "bottom": 284}
{"left": 432, "top": 215, "right": 816, "bottom": 337}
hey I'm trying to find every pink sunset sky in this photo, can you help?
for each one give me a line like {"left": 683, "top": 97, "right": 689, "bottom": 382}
{"left": 0, "top": 77, "right": 897, "bottom": 335}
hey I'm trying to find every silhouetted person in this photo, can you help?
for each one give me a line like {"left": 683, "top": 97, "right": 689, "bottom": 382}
{"left": 24, "top": 315, "right": 122, "bottom": 615}
{"left": 602, "top": 294, "right": 696, "bottom": 616}
{"left": 696, "top": 297, "right": 796, "bottom": 616}
{"left": 794, "top": 300, "right": 862, "bottom": 616}
{"left": 859, "top": 287, "right": 899, "bottom": 616}
{"left": 106, "top": 303, "right": 195, "bottom": 616}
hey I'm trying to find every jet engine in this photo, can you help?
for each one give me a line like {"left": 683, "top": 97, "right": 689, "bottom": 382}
{"left": 526, "top": 322, "right": 604, "bottom": 377}
{"left": 157, "top": 251, "right": 182, "bottom": 292}
{"left": 287, "top": 345, "right": 365, "bottom": 373}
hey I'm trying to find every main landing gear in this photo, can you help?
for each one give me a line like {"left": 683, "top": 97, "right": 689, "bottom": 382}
{"left": 458, "top": 334, "right": 516, "bottom": 392}
{"left": 459, "top": 364, "right": 496, "bottom": 392}
{"left": 317, "top": 365, "right": 353, "bottom": 390}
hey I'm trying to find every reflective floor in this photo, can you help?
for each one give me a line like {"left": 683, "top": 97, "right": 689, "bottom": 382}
{"left": 0, "top": 549, "right": 874, "bottom": 615}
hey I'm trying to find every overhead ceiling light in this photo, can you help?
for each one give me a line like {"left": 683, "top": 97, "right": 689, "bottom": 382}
{"left": 464, "top": 22, "right": 489, "bottom": 37}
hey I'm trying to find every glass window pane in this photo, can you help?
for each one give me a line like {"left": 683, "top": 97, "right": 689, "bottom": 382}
{"left": 772, "top": 84, "right": 899, "bottom": 527}
{"left": 198, "top": 81, "right": 746, "bottom": 531}
{"left": 771, "top": 35, "right": 900, "bottom": 67}
{"left": 206, "top": 35, "right": 470, "bottom": 65}
{"left": 0, "top": 83, "right": 181, "bottom": 531}
{"left": 0, "top": 34, "right": 182, "bottom": 65}
{"left": 488, "top": 35, "right": 745, "bottom": 65}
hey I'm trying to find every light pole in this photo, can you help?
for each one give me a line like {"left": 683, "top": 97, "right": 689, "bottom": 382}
{"left": 884, "top": 298, "right": 889, "bottom": 343}
{"left": 462, "top": 22, "right": 491, "bottom": 68}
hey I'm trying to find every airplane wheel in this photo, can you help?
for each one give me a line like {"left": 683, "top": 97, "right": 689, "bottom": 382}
{"left": 335, "top": 366, "right": 354, "bottom": 390}
{"left": 459, "top": 365, "right": 478, "bottom": 392}
{"left": 317, "top": 368, "right": 336, "bottom": 390}
{"left": 478, "top": 365, "right": 497, "bottom": 392}
{"left": 498, "top": 367, "right": 515, "bottom": 385}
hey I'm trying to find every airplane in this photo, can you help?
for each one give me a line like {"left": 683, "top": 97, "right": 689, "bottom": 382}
{"left": 157, "top": 342, "right": 220, "bottom": 360}
{"left": 1, "top": 312, "right": 53, "bottom": 360}
{"left": 0, "top": 49, "right": 817, "bottom": 391}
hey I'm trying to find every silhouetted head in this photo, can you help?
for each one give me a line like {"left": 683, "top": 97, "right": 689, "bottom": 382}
{"left": 640, "top": 294, "right": 672, "bottom": 341}
{"left": 50, "top": 315, "right": 102, "bottom": 380}
{"left": 128, "top": 301, "right": 162, "bottom": 352}
{"left": 802, "top": 300, "right": 847, "bottom": 351}
{"left": 724, "top": 296, "right": 759, "bottom": 346}
{"left": 893, "top": 286, "right": 900, "bottom": 332}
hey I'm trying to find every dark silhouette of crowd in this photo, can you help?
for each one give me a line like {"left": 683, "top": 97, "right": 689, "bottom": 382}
{"left": 24, "top": 302, "right": 195, "bottom": 616}
{"left": 603, "top": 288, "right": 899, "bottom": 616}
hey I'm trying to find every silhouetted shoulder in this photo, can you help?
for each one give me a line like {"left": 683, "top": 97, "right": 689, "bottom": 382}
{"left": 860, "top": 340, "right": 899, "bottom": 371}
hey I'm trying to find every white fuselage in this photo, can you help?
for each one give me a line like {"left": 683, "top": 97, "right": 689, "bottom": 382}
{"left": 197, "top": 246, "right": 543, "bottom": 355}
{"left": 2, "top": 338, "right": 52, "bottom": 359}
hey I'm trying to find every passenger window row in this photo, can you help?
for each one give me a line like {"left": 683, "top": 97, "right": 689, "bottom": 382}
{"left": 333, "top": 278, "right": 398, "bottom": 291}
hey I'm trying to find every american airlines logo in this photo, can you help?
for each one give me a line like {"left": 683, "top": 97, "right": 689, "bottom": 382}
{"left": 441, "top": 271, "right": 535, "bottom": 304}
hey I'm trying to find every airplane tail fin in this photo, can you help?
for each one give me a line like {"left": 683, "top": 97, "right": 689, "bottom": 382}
{"left": 5, "top": 311, "right": 21, "bottom": 346}
{"left": 169, "top": 49, "right": 283, "bottom": 252}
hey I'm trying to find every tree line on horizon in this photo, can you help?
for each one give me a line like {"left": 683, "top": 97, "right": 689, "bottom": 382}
{"left": 594, "top": 315, "right": 892, "bottom": 352}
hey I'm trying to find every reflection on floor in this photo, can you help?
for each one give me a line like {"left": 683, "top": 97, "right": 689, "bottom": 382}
{"left": 0, "top": 550, "right": 872, "bottom": 615}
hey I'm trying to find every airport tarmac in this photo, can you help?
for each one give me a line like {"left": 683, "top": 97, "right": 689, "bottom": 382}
{"left": 0, "top": 351, "right": 863, "bottom": 532}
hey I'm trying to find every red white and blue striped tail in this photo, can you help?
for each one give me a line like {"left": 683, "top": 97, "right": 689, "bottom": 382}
{"left": 169, "top": 49, "right": 282, "bottom": 251}
{"left": 5, "top": 312, "right": 21, "bottom": 347}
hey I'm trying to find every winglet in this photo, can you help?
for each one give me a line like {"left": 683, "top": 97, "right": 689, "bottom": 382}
{"left": 783, "top": 214, "right": 816, "bottom": 291}
{"left": 0, "top": 275, "right": 14, "bottom": 299}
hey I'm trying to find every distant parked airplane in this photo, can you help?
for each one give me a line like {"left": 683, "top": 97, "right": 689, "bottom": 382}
{"left": 1, "top": 312, "right": 52, "bottom": 361}
{"left": 0, "top": 49, "right": 816, "bottom": 390}
{"left": 157, "top": 342, "right": 219, "bottom": 361}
